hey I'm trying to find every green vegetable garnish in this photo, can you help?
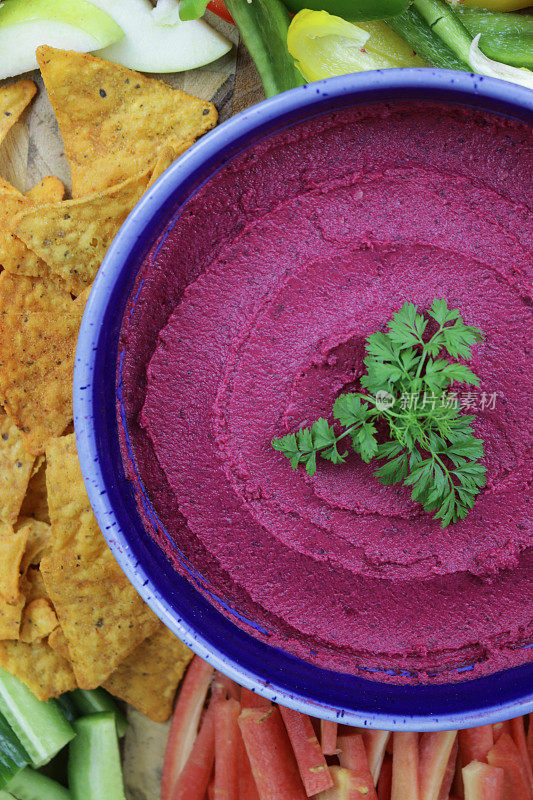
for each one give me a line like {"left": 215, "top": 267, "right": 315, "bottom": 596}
{"left": 272, "top": 300, "right": 487, "bottom": 528}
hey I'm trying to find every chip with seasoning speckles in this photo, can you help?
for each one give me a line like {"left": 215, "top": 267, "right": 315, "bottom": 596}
{"left": 0, "top": 639, "right": 76, "bottom": 700}
{"left": 37, "top": 45, "right": 217, "bottom": 197}
{"left": 0, "top": 80, "right": 36, "bottom": 146}
{"left": 14, "top": 170, "right": 151, "bottom": 289}
{"left": 0, "top": 524, "right": 28, "bottom": 604}
{"left": 40, "top": 434, "right": 159, "bottom": 689}
{"left": 0, "top": 412, "right": 35, "bottom": 526}
{"left": 0, "top": 275, "right": 89, "bottom": 455}
{"left": 104, "top": 624, "right": 193, "bottom": 722}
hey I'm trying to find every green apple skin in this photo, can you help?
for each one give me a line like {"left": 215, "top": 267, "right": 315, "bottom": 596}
{"left": 91, "top": 0, "right": 232, "bottom": 72}
{"left": 0, "top": 0, "right": 124, "bottom": 79}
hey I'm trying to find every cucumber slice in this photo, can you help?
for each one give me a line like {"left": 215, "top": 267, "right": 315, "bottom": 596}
{"left": 7, "top": 768, "right": 71, "bottom": 800}
{"left": 0, "top": 670, "right": 74, "bottom": 768}
{"left": 68, "top": 713, "right": 125, "bottom": 800}
{"left": 68, "top": 690, "right": 128, "bottom": 737}
{"left": 53, "top": 697, "right": 78, "bottom": 726}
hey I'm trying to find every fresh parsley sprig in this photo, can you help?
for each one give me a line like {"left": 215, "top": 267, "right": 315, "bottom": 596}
{"left": 271, "top": 300, "right": 486, "bottom": 527}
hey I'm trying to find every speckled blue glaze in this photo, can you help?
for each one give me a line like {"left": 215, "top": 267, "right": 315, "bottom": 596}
{"left": 74, "top": 69, "right": 533, "bottom": 731}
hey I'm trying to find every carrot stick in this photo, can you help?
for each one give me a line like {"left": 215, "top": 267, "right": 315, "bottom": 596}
{"left": 459, "top": 726, "right": 494, "bottom": 765}
{"left": 493, "top": 722, "right": 511, "bottom": 743}
{"left": 240, "top": 687, "right": 271, "bottom": 710}
{"left": 510, "top": 717, "right": 533, "bottom": 791}
{"left": 363, "top": 731, "right": 391, "bottom": 783}
{"left": 392, "top": 732, "right": 419, "bottom": 800}
{"left": 337, "top": 732, "right": 377, "bottom": 800}
{"left": 162, "top": 656, "right": 214, "bottom": 800}
{"left": 321, "top": 720, "right": 339, "bottom": 755}
{"left": 462, "top": 761, "right": 504, "bottom": 800}
{"left": 280, "top": 706, "right": 333, "bottom": 796}
{"left": 214, "top": 698, "right": 241, "bottom": 800}
{"left": 171, "top": 703, "right": 216, "bottom": 800}
{"left": 207, "top": 782, "right": 215, "bottom": 800}
{"left": 527, "top": 716, "right": 533, "bottom": 776}
{"left": 486, "top": 732, "right": 530, "bottom": 800}
{"left": 419, "top": 731, "right": 458, "bottom": 800}
{"left": 318, "top": 765, "right": 376, "bottom": 799}
{"left": 212, "top": 672, "right": 241, "bottom": 702}
{"left": 238, "top": 706, "right": 307, "bottom": 800}
{"left": 438, "top": 737, "right": 458, "bottom": 800}
{"left": 452, "top": 750, "right": 465, "bottom": 800}
{"left": 238, "top": 736, "right": 260, "bottom": 800}
{"left": 377, "top": 755, "right": 393, "bottom": 800}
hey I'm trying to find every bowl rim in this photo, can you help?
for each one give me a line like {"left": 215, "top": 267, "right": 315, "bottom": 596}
{"left": 74, "top": 68, "right": 533, "bottom": 730}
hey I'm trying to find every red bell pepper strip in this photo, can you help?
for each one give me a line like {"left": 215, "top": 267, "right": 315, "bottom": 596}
{"left": 208, "top": 0, "right": 233, "bottom": 23}
{"left": 238, "top": 707, "right": 307, "bottom": 800}
{"left": 279, "top": 706, "right": 333, "bottom": 796}
{"left": 161, "top": 657, "right": 214, "bottom": 800}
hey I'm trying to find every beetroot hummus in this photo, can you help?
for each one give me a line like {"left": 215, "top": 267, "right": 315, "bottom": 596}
{"left": 119, "top": 101, "right": 532, "bottom": 682}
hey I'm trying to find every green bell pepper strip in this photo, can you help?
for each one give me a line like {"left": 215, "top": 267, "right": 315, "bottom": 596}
{"left": 412, "top": 0, "right": 473, "bottom": 65}
{"left": 453, "top": 6, "right": 533, "bottom": 68}
{"left": 224, "top": 0, "right": 305, "bottom": 97}
{"left": 283, "top": 0, "right": 411, "bottom": 22}
{"left": 387, "top": 6, "right": 469, "bottom": 70}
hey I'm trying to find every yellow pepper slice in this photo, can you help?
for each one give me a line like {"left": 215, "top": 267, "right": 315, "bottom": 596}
{"left": 287, "top": 9, "right": 425, "bottom": 83}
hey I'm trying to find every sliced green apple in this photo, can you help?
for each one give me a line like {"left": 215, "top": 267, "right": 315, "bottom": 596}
{"left": 91, "top": 0, "right": 232, "bottom": 73}
{"left": 0, "top": 0, "right": 124, "bottom": 80}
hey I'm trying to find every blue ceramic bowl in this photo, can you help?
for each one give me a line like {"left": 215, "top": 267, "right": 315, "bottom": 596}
{"left": 74, "top": 69, "right": 533, "bottom": 731}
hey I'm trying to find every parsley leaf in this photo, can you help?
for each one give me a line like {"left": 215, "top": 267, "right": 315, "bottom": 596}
{"left": 271, "top": 300, "right": 486, "bottom": 527}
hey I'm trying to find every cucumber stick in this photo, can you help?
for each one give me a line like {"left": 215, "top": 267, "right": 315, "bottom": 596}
{"left": 68, "top": 713, "right": 125, "bottom": 800}
{"left": 6, "top": 768, "right": 71, "bottom": 800}
{"left": 0, "top": 670, "right": 74, "bottom": 768}
{"left": 0, "top": 711, "right": 29, "bottom": 789}
{"left": 68, "top": 690, "right": 128, "bottom": 737}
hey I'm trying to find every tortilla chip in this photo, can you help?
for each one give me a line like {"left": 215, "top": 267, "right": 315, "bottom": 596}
{"left": 17, "top": 518, "right": 51, "bottom": 572}
{"left": 47, "top": 626, "right": 71, "bottom": 660}
{"left": 24, "top": 566, "right": 49, "bottom": 603}
{"left": 15, "top": 170, "right": 150, "bottom": 289}
{"left": 0, "top": 412, "right": 35, "bottom": 525}
{"left": 0, "top": 526, "right": 28, "bottom": 603}
{"left": 0, "top": 276, "right": 87, "bottom": 455}
{"left": 40, "top": 434, "right": 159, "bottom": 689}
{"left": 0, "top": 640, "right": 76, "bottom": 700}
{"left": 0, "top": 190, "right": 84, "bottom": 295}
{"left": 0, "top": 595, "right": 24, "bottom": 640}
{"left": 26, "top": 176, "right": 65, "bottom": 205}
{"left": 104, "top": 625, "right": 193, "bottom": 722}
{"left": 148, "top": 137, "right": 194, "bottom": 189}
{"left": 19, "top": 598, "right": 58, "bottom": 643}
{"left": 19, "top": 459, "right": 49, "bottom": 523}
{"left": 0, "top": 80, "right": 36, "bottom": 146}
{"left": 36, "top": 46, "right": 217, "bottom": 197}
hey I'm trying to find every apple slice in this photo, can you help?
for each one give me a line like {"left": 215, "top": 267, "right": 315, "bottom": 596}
{"left": 0, "top": 0, "right": 123, "bottom": 80}
{"left": 91, "top": 0, "right": 232, "bottom": 72}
